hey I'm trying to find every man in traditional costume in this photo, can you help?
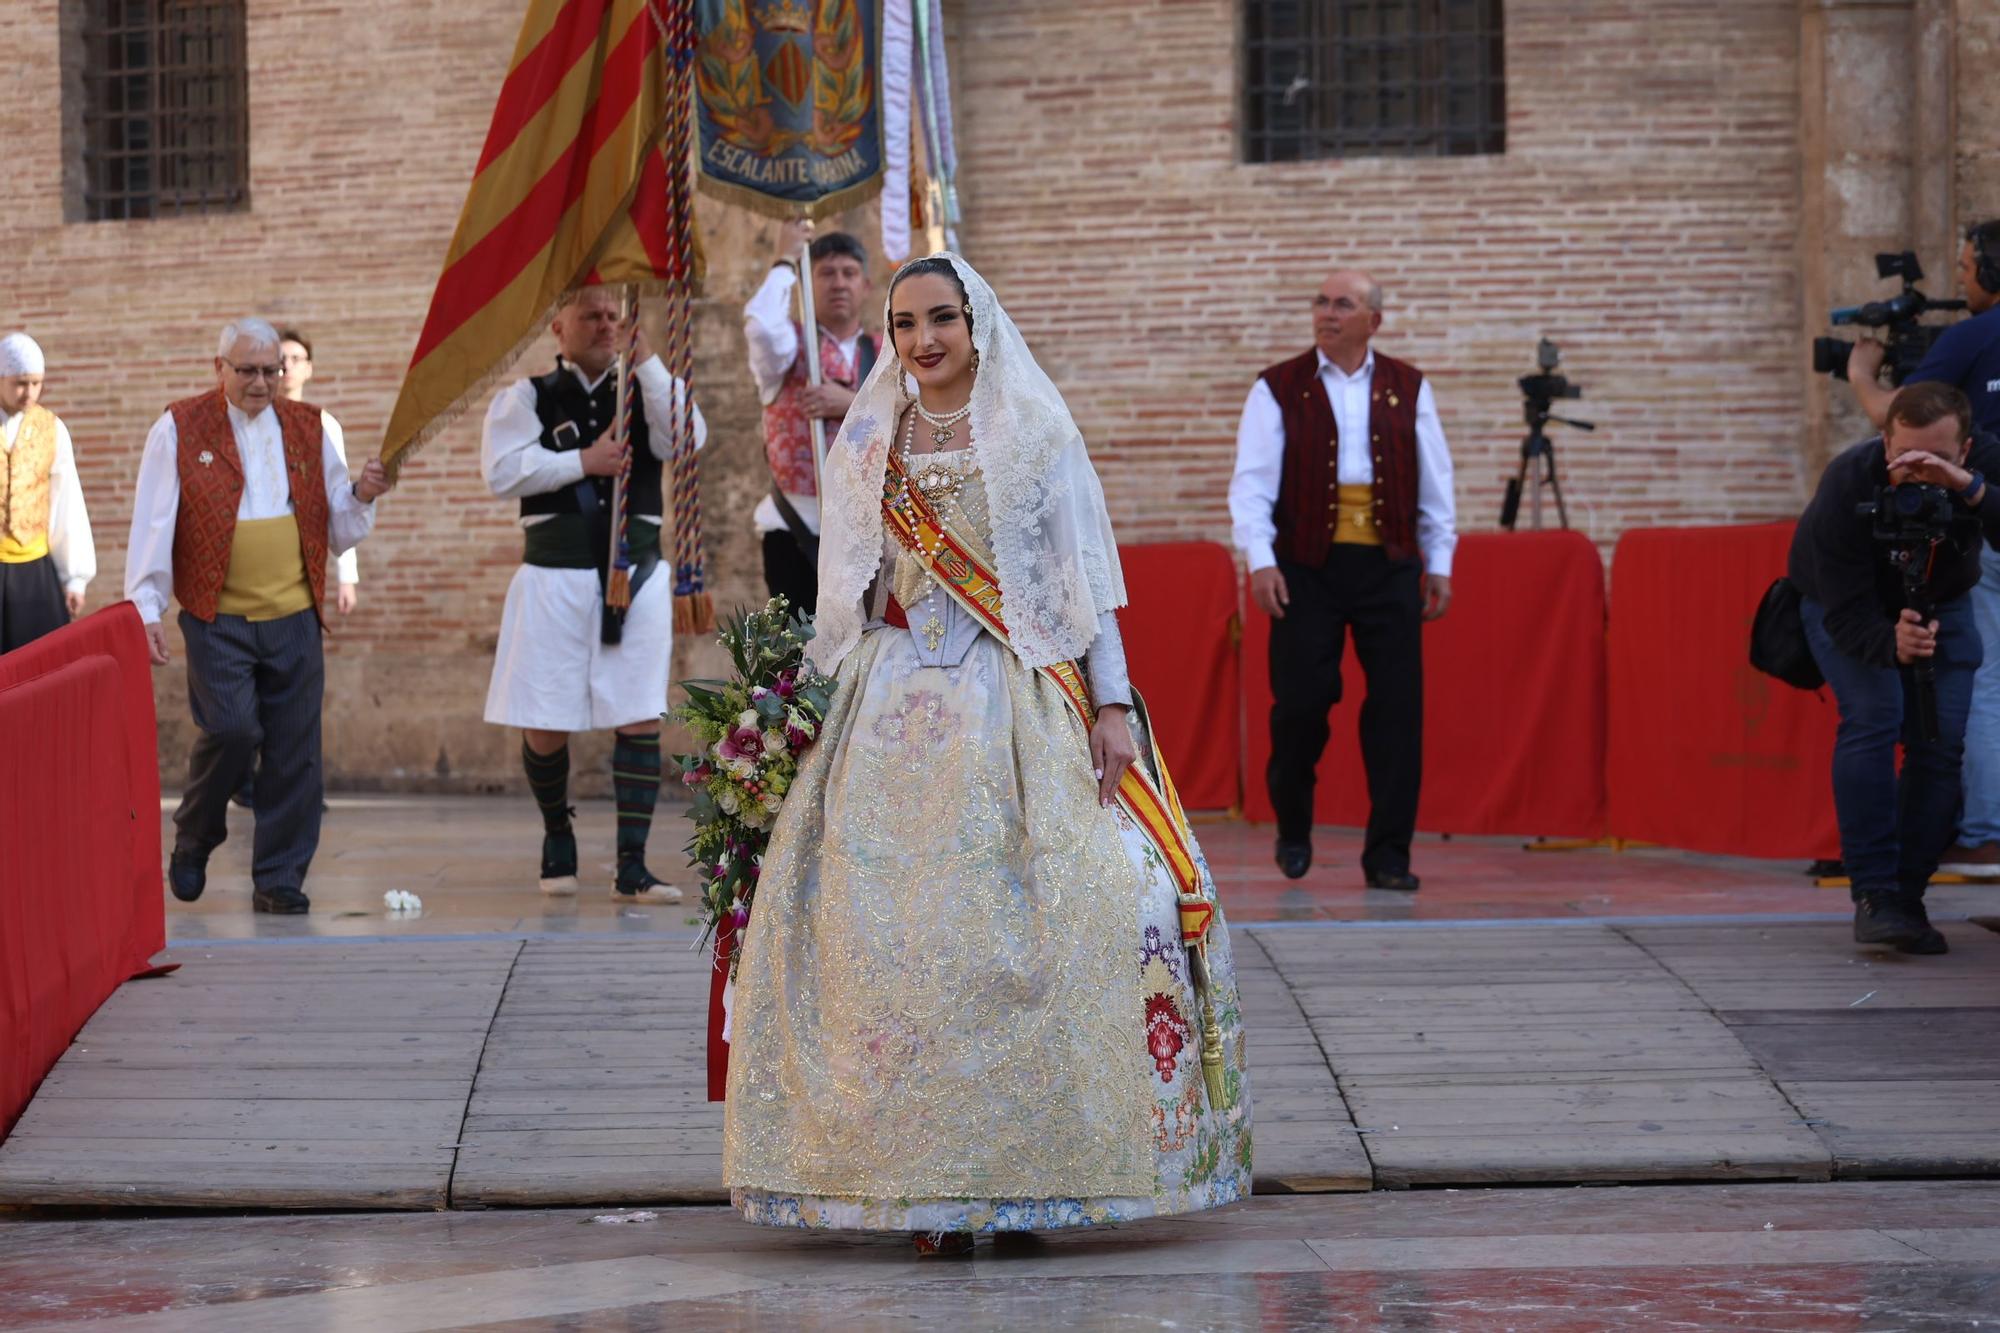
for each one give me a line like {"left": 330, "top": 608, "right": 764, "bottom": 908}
{"left": 0, "top": 333, "right": 95, "bottom": 651}
{"left": 127, "top": 318, "right": 390, "bottom": 914}
{"left": 234, "top": 328, "right": 354, "bottom": 811}
{"left": 482, "top": 287, "right": 707, "bottom": 903}
{"left": 740, "top": 220, "right": 876, "bottom": 613}
{"left": 1229, "top": 268, "right": 1457, "bottom": 892}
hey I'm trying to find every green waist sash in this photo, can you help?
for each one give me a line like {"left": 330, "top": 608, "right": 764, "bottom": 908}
{"left": 523, "top": 515, "right": 660, "bottom": 570}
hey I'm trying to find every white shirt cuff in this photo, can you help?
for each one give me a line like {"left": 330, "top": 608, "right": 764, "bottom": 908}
{"left": 1242, "top": 541, "right": 1277, "bottom": 573}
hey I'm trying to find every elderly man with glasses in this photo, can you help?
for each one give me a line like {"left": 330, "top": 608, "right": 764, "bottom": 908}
{"left": 126, "top": 317, "right": 392, "bottom": 914}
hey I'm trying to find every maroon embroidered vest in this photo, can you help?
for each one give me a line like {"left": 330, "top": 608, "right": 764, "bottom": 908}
{"left": 1261, "top": 348, "right": 1425, "bottom": 565}
{"left": 167, "top": 389, "right": 330, "bottom": 623}
{"left": 761, "top": 324, "right": 874, "bottom": 496}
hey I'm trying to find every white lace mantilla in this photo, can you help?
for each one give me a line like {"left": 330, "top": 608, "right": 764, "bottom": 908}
{"left": 812, "top": 252, "right": 1127, "bottom": 672}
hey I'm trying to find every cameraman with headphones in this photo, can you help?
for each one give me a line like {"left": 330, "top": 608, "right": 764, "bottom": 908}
{"left": 1790, "top": 383, "right": 2000, "bottom": 954}
{"left": 1848, "top": 221, "right": 2000, "bottom": 878}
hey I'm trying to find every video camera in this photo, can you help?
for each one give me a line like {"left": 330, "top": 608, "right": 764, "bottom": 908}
{"left": 1857, "top": 481, "right": 1957, "bottom": 548}
{"left": 1518, "top": 337, "right": 1582, "bottom": 427}
{"left": 1500, "top": 339, "right": 1593, "bottom": 531}
{"left": 1855, "top": 480, "right": 1959, "bottom": 742}
{"left": 1812, "top": 251, "right": 1967, "bottom": 385}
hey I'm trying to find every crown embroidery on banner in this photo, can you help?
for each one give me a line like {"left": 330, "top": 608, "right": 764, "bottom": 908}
{"left": 755, "top": 0, "right": 811, "bottom": 33}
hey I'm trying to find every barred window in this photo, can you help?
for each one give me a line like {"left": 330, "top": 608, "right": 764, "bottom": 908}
{"left": 71, "top": 1, "right": 249, "bottom": 221}
{"left": 1244, "top": 0, "right": 1505, "bottom": 163}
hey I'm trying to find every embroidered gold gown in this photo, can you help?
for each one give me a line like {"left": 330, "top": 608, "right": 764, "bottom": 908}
{"left": 722, "top": 452, "right": 1252, "bottom": 1233}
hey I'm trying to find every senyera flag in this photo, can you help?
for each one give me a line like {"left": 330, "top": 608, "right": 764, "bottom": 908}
{"left": 381, "top": 0, "right": 693, "bottom": 471}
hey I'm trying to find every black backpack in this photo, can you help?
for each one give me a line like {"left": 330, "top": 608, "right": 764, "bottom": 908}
{"left": 1749, "top": 576, "right": 1825, "bottom": 691}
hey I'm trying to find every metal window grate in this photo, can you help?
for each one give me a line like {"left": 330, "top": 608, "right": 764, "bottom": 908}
{"left": 79, "top": 0, "right": 249, "bottom": 220}
{"left": 1244, "top": 0, "right": 1505, "bottom": 163}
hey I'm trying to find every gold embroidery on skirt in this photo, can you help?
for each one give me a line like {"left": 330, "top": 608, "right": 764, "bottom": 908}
{"left": 723, "top": 468, "right": 1156, "bottom": 1201}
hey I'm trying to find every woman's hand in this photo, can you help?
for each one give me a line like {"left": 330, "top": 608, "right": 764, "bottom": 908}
{"left": 1091, "top": 704, "right": 1138, "bottom": 808}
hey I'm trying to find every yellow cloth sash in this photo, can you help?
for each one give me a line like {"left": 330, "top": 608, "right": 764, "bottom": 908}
{"left": 1332, "top": 482, "right": 1383, "bottom": 546}
{"left": 217, "top": 515, "right": 314, "bottom": 621}
{"left": 0, "top": 534, "right": 49, "bottom": 563}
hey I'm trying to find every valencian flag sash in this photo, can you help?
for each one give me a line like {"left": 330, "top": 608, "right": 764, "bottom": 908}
{"left": 694, "top": 0, "right": 884, "bottom": 219}
{"left": 878, "top": 449, "right": 1233, "bottom": 1111}
{"left": 382, "top": 0, "right": 694, "bottom": 469}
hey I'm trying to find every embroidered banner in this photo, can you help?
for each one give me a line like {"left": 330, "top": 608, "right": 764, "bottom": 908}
{"left": 695, "top": 0, "right": 884, "bottom": 219}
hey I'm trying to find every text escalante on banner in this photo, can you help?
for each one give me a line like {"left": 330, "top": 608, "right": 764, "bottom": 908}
{"left": 694, "top": 0, "right": 884, "bottom": 221}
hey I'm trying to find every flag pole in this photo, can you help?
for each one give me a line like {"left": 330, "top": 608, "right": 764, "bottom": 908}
{"left": 795, "top": 230, "right": 828, "bottom": 493}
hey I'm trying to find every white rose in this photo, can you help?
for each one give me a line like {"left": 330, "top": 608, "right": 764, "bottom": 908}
{"left": 762, "top": 730, "right": 787, "bottom": 755}
{"left": 761, "top": 792, "right": 782, "bottom": 813}
{"left": 718, "top": 790, "right": 741, "bottom": 814}
{"left": 738, "top": 709, "right": 760, "bottom": 729}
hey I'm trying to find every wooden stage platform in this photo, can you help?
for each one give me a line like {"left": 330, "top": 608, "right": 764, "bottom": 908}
{"left": 5, "top": 920, "right": 1997, "bottom": 1210}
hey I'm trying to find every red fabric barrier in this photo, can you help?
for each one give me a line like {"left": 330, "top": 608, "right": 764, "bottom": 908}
{"left": 1118, "top": 542, "right": 1242, "bottom": 812}
{"left": 1607, "top": 522, "right": 1839, "bottom": 859}
{"left": 1241, "top": 531, "right": 1608, "bottom": 837}
{"left": 0, "top": 604, "right": 164, "bottom": 1138}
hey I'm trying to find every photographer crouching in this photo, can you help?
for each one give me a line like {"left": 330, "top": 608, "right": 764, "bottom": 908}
{"left": 1789, "top": 383, "right": 2000, "bottom": 954}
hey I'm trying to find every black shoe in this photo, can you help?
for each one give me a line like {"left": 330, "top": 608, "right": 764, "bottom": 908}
{"left": 1365, "top": 868, "right": 1421, "bottom": 892}
{"left": 167, "top": 851, "right": 207, "bottom": 903}
{"left": 1275, "top": 839, "right": 1312, "bottom": 880}
{"left": 1895, "top": 895, "right": 1949, "bottom": 955}
{"left": 1853, "top": 890, "right": 1944, "bottom": 952}
{"left": 539, "top": 827, "right": 580, "bottom": 897}
{"left": 251, "top": 885, "right": 311, "bottom": 915}
{"left": 611, "top": 857, "right": 683, "bottom": 904}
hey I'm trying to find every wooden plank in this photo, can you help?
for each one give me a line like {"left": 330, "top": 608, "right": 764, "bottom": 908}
{"left": 1785, "top": 1079, "right": 2000, "bottom": 1177}
{"left": 0, "top": 941, "right": 519, "bottom": 1210}
{"left": 1724, "top": 1010, "right": 2000, "bottom": 1081}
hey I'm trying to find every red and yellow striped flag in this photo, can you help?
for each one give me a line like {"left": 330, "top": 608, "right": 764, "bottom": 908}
{"left": 382, "top": 0, "right": 689, "bottom": 469}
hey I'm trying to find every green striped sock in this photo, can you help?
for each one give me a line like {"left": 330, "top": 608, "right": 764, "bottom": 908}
{"left": 612, "top": 732, "right": 662, "bottom": 860}
{"left": 522, "top": 740, "right": 572, "bottom": 835}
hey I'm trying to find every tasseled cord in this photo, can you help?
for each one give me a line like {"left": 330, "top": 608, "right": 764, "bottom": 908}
{"left": 1187, "top": 940, "right": 1231, "bottom": 1113}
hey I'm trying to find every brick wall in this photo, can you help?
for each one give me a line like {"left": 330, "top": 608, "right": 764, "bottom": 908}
{"left": 0, "top": 0, "right": 1985, "bottom": 789}
{"left": 947, "top": 0, "right": 1814, "bottom": 551}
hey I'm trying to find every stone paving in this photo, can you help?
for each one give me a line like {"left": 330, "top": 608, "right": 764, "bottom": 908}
{"left": 4, "top": 1182, "right": 1997, "bottom": 1329}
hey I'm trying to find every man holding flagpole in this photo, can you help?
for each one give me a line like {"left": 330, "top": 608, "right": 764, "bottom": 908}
{"left": 482, "top": 288, "right": 707, "bottom": 903}
{"left": 741, "top": 218, "right": 876, "bottom": 614}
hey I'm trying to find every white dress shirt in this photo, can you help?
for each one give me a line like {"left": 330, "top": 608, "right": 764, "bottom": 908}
{"left": 2, "top": 408, "right": 95, "bottom": 596}
{"left": 482, "top": 355, "right": 707, "bottom": 524}
{"left": 124, "top": 400, "right": 376, "bottom": 624}
{"left": 322, "top": 413, "right": 359, "bottom": 588}
{"left": 1228, "top": 348, "right": 1458, "bottom": 577}
{"left": 742, "top": 263, "right": 864, "bottom": 537}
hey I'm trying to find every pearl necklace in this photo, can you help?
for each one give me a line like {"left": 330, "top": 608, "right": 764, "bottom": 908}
{"left": 914, "top": 397, "right": 973, "bottom": 448}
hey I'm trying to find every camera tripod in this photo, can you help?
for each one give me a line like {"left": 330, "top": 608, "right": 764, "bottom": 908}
{"left": 1500, "top": 408, "right": 1593, "bottom": 531}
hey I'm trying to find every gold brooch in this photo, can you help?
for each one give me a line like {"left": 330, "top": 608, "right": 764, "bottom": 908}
{"left": 1388, "top": 393, "right": 1400, "bottom": 407}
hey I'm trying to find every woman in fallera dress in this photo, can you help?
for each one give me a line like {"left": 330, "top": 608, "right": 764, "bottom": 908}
{"left": 721, "top": 253, "right": 1252, "bottom": 1253}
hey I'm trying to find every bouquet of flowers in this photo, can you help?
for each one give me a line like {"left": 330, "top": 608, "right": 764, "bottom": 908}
{"left": 670, "top": 597, "right": 835, "bottom": 953}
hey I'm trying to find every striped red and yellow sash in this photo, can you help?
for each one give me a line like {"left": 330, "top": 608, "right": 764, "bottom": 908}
{"left": 881, "top": 450, "right": 1216, "bottom": 946}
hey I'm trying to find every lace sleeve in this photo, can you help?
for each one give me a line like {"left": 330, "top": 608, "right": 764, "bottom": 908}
{"left": 1083, "top": 610, "right": 1133, "bottom": 708}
